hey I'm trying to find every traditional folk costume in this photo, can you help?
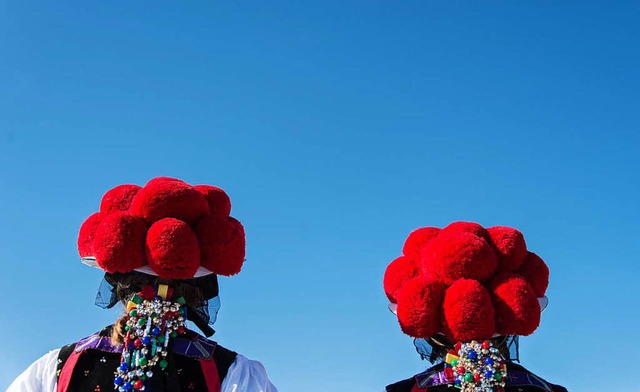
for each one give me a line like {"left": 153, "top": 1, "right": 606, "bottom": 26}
{"left": 383, "top": 222, "right": 567, "bottom": 392}
{"left": 9, "top": 177, "right": 277, "bottom": 392}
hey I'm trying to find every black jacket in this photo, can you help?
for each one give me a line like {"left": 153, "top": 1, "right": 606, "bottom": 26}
{"left": 386, "top": 362, "right": 568, "bottom": 392}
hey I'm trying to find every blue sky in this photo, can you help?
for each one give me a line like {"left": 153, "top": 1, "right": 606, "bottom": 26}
{"left": 0, "top": 1, "right": 638, "bottom": 391}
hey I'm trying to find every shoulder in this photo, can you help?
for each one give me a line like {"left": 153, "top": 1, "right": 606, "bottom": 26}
{"left": 507, "top": 363, "right": 568, "bottom": 392}
{"left": 221, "top": 353, "right": 278, "bottom": 392}
{"left": 385, "top": 377, "right": 416, "bottom": 392}
{"left": 7, "top": 349, "right": 61, "bottom": 392}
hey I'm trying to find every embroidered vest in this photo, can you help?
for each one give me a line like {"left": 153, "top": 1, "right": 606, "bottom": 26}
{"left": 55, "top": 327, "right": 237, "bottom": 392}
{"left": 385, "top": 363, "right": 568, "bottom": 392}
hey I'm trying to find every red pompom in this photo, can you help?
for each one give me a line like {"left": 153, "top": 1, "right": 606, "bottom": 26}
{"left": 424, "top": 231, "right": 498, "bottom": 284}
{"left": 194, "top": 185, "right": 232, "bottom": 217}
{"left": 490, "top": 273, "right": 541, "bottom": 336}
{"left": 442, "top": 279, "right": 496, "bottom": 341}
{"left": 383, "top": 256, "right": 420, "bottom": 303}
{"left": 130, "top": 181, "right": 210, "bottom": 225}
{"left": 395, "top": 276, "right": 446, "bottom": 338}
{"left": 402, "top": 227, "right": 440, "bottom": 259}
{"left": 94, "top": 212, "right": 147, "bottom": 273}
{"left": 488, "top": 226, "right": 527, "bottom": 272}
{"left": 518, "top": 252, "right": 549, "bottom": 297}
{"left": 440, "top": 221, "right": 490, "bottom": 242}
{"left": 78, "top": 212, "right": 102, "bottom": 257}
{"left": 99, "top": 184, "right": 142, "bottom": 213}
{"left": 145, "top": 218, "right": 200, "bottom": 280}
{"left": 196, "top": 216, "right": 246, "bottom": 276}
{"left": 145, "top": 176, "right": 185, "bottom": 186}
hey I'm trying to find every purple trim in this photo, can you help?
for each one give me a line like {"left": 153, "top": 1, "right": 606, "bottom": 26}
{"left": 74, "top": 331, "right": 218, "bottom": 359}
{"left": 75, "top": 334, "right": 122, "bottom": 354}
{"left": 415, "top": 368, "right": 449, "bottom": 388}
{"left": 415, "top": 368, "right": 552, "bottom": 391}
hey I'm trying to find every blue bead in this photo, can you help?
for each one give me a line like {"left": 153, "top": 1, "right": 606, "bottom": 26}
{"left": 468, "top": 350, "right": 477, "bottom": 360}
{"left": 115, "top": 376, "right": 124, "bottom": 385}
{"left": 123, "top": 381, "right": 133, "bottom": 391}
{"left": 119, "top": 362, "right": 129, "bottom": 372}
{"left": 142, "top": 336, "right": 151, "bottom": 345}
{"left": 154, "top": 295, "right": 163, "bottom": 301}
{"left": 152, "top": 327, "right": 161, "bottom": 336}
{"left": 485, "top": 357, "right": 494, "bottom": 365}
{"left": 484, "top": 370, "right": 493, "bottom": 378}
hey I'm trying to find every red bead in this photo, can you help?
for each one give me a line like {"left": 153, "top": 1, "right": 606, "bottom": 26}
{"left": 134, "top": 339, "right": 143, "bottom": 348}
{"left": 177, "top": 326, "right": 186, "bottom": 335}
{"left": 134, "top": 380, "right": 144, "bottom": 390}
{"left": 457, "top": 366, "right": 465, "bottom": 374}
{"left": 474, "top": 373, "right": 481, "bottom": 383}
{"left": 482, "top": 341, "right": 491, "bottom": 349}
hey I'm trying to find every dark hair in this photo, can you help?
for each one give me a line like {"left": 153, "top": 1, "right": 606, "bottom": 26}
{"left": 105, "top": 272, "right": 218, "bottom": 345}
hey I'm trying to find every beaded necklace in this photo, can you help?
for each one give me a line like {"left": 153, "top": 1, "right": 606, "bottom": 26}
{"left": 114, "top": 284, "right": 187, "bottom": 391}
{"left": 445, "top": 340, "right": 508, "bottom": 391}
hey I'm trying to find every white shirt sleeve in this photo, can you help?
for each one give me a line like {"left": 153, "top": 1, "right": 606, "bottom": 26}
{"left": 221, "top": 354, "right": 277, "bottom": 392}
{"left": 7, "top": 349, "right": 60, "bottom": 392}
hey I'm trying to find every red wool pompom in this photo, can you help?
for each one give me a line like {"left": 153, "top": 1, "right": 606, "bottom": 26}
{"left": 487, "top": 226, "right": 527, "bottom": 272}
{"left": 196, "top": 216, "right": 246, "bottom": 276}
{"left": 424, "top": 231, "right": 498, "bottom": 284}
{"left": 490, "top": 273, "right": 541, "bottom": 336}
{"left": 383, "top": 256, "right": 420, "bottom": 303}
{"left": 402, "top": 227, "right": 440, "bottom": 259}
{"left": 518, "top": 252, "right": 549, "bottom": 297}
{"left": 145, "top": 176, "right": 185, "bottom": 186}
{"left": 442, "top": 279, "right": 496, "bottom": 341}
{"left": 94, "top": 212, "right": 147, "bottom": 273}
{"left": 146, "top": 218, "right": 201, "bottom": 280}
{"left": 78, "top": 212, "right": 102, "bottom": 257}
{"left": 440, "top": 221, "right": 490, "bottom": 242}
{"left": 99, "top": 184, "right": 142, "bottom": 213}
{"left": 130, "top": 180, "right": 210, "bottom": 225}
{"left": 194, "top": 185, "right": 232, "bottom": 217}
{"left": 396, "top": 276, "right": 446, "bottom": 338}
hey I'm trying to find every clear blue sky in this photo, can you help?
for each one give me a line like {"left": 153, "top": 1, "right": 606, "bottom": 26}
{"left": 1, "top": 2, "right": 638, "bottom": 391}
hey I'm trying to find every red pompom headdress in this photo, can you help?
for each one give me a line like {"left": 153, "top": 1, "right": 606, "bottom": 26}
{"left": 78, "top": 177, "right": 246, "bottom": 279}
{"left": 384, "top": 222, "right": 549, "bottom": 342}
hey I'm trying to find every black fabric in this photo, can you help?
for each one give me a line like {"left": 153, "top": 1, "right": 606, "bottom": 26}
{"left": 56, "top": 327, "right": 238, "bottom": 392}
{"left": 211, "top": 345, "right": 237, "bottom": 382}
{"left": 56, "top": 343, "right": 77, "bottom": 379}
{"left": 385, "top": 362, "right": 568, "bottom": 392}
{"left": 386, "top": 377, "right": 417, "bottom": 392}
